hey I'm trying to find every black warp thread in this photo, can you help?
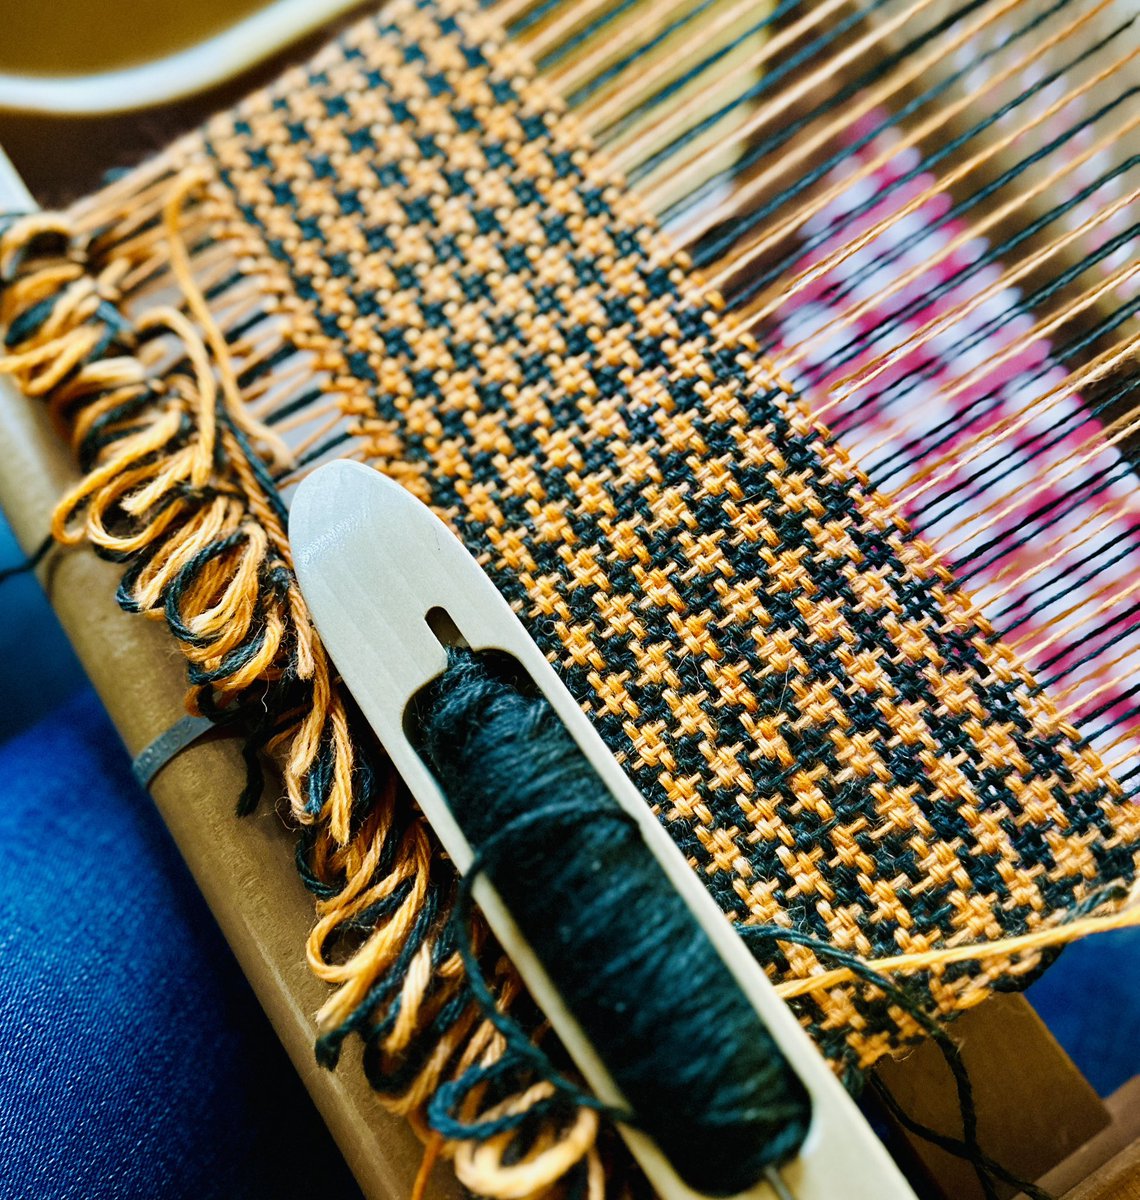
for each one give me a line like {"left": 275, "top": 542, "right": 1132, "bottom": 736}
{"left": 409, "top": 646, "right": 812, "bottom": 1197}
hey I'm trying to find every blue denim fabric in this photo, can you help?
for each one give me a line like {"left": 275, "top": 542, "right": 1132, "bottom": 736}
{"left": 1026, "top": 927, "right": 1140, "bottom": 1097}
{"left": 0, "top": 554, "right": 360, "bottom": 1200}
{"left": 0, "top": 687, "right": 363, "bottom": 1199}
{"left": 0, "top": 520, "right": 84, "bottom": 743}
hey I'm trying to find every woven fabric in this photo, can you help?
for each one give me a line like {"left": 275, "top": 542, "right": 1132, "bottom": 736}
{"left": 2, "top": 0, "right": 1138, "bottom": 1144}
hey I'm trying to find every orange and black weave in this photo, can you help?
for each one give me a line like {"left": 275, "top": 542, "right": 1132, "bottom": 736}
{"left": 1, "top": 0, "right": 1138, "bottom": 1187}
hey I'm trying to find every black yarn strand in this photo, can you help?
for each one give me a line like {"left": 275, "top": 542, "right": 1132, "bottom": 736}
{"left": 739, "top": 926, "right": 1055, "bottom": 1200}
{"left": 0, "top": 534, "right": 53, "bottom": 588}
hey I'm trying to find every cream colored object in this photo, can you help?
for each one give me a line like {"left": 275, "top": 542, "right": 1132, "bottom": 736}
{"left": 290, "top": 459, "right": 921, "bottom": 1200}
{"left": 0, "top": 145, "right": 33, "bottom": 208}
{"left": 0, "top": 0, "right": 363, "bottom": 115}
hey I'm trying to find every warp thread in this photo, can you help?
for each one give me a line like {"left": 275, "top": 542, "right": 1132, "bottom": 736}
{"left": 410, "top": 646, "right": 812, "bottom": 1196}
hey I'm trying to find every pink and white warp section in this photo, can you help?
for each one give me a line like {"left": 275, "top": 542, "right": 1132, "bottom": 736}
{"left": 769, "top": 109, "right": 1140, "bottom": 794}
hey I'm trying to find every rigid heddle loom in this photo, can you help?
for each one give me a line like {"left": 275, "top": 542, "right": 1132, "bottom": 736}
{"left": 0, "top": 0, "right": 1138, "bottom": 1197}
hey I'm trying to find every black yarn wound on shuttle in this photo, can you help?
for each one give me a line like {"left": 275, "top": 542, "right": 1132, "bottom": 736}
{"left": 409, "top": 646, "right": 812, "bottom": 1196}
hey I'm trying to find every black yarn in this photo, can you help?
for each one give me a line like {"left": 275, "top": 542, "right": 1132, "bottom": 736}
{"left": 409, "top": 647, "right": 812, "bottom": 1196}
{"left": 0, "top": 534, "right": 53, "bottom": 587}
{"left": 424, "top": 804, "right": 636, "bottom": 1155}
{"left": 739, "top": 925, "right": 1061, "bottom": 1200}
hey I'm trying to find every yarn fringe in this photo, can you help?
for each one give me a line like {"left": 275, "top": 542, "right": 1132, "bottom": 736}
{"left": 0, "top": 159, "right": 608, "bottom": 1198}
